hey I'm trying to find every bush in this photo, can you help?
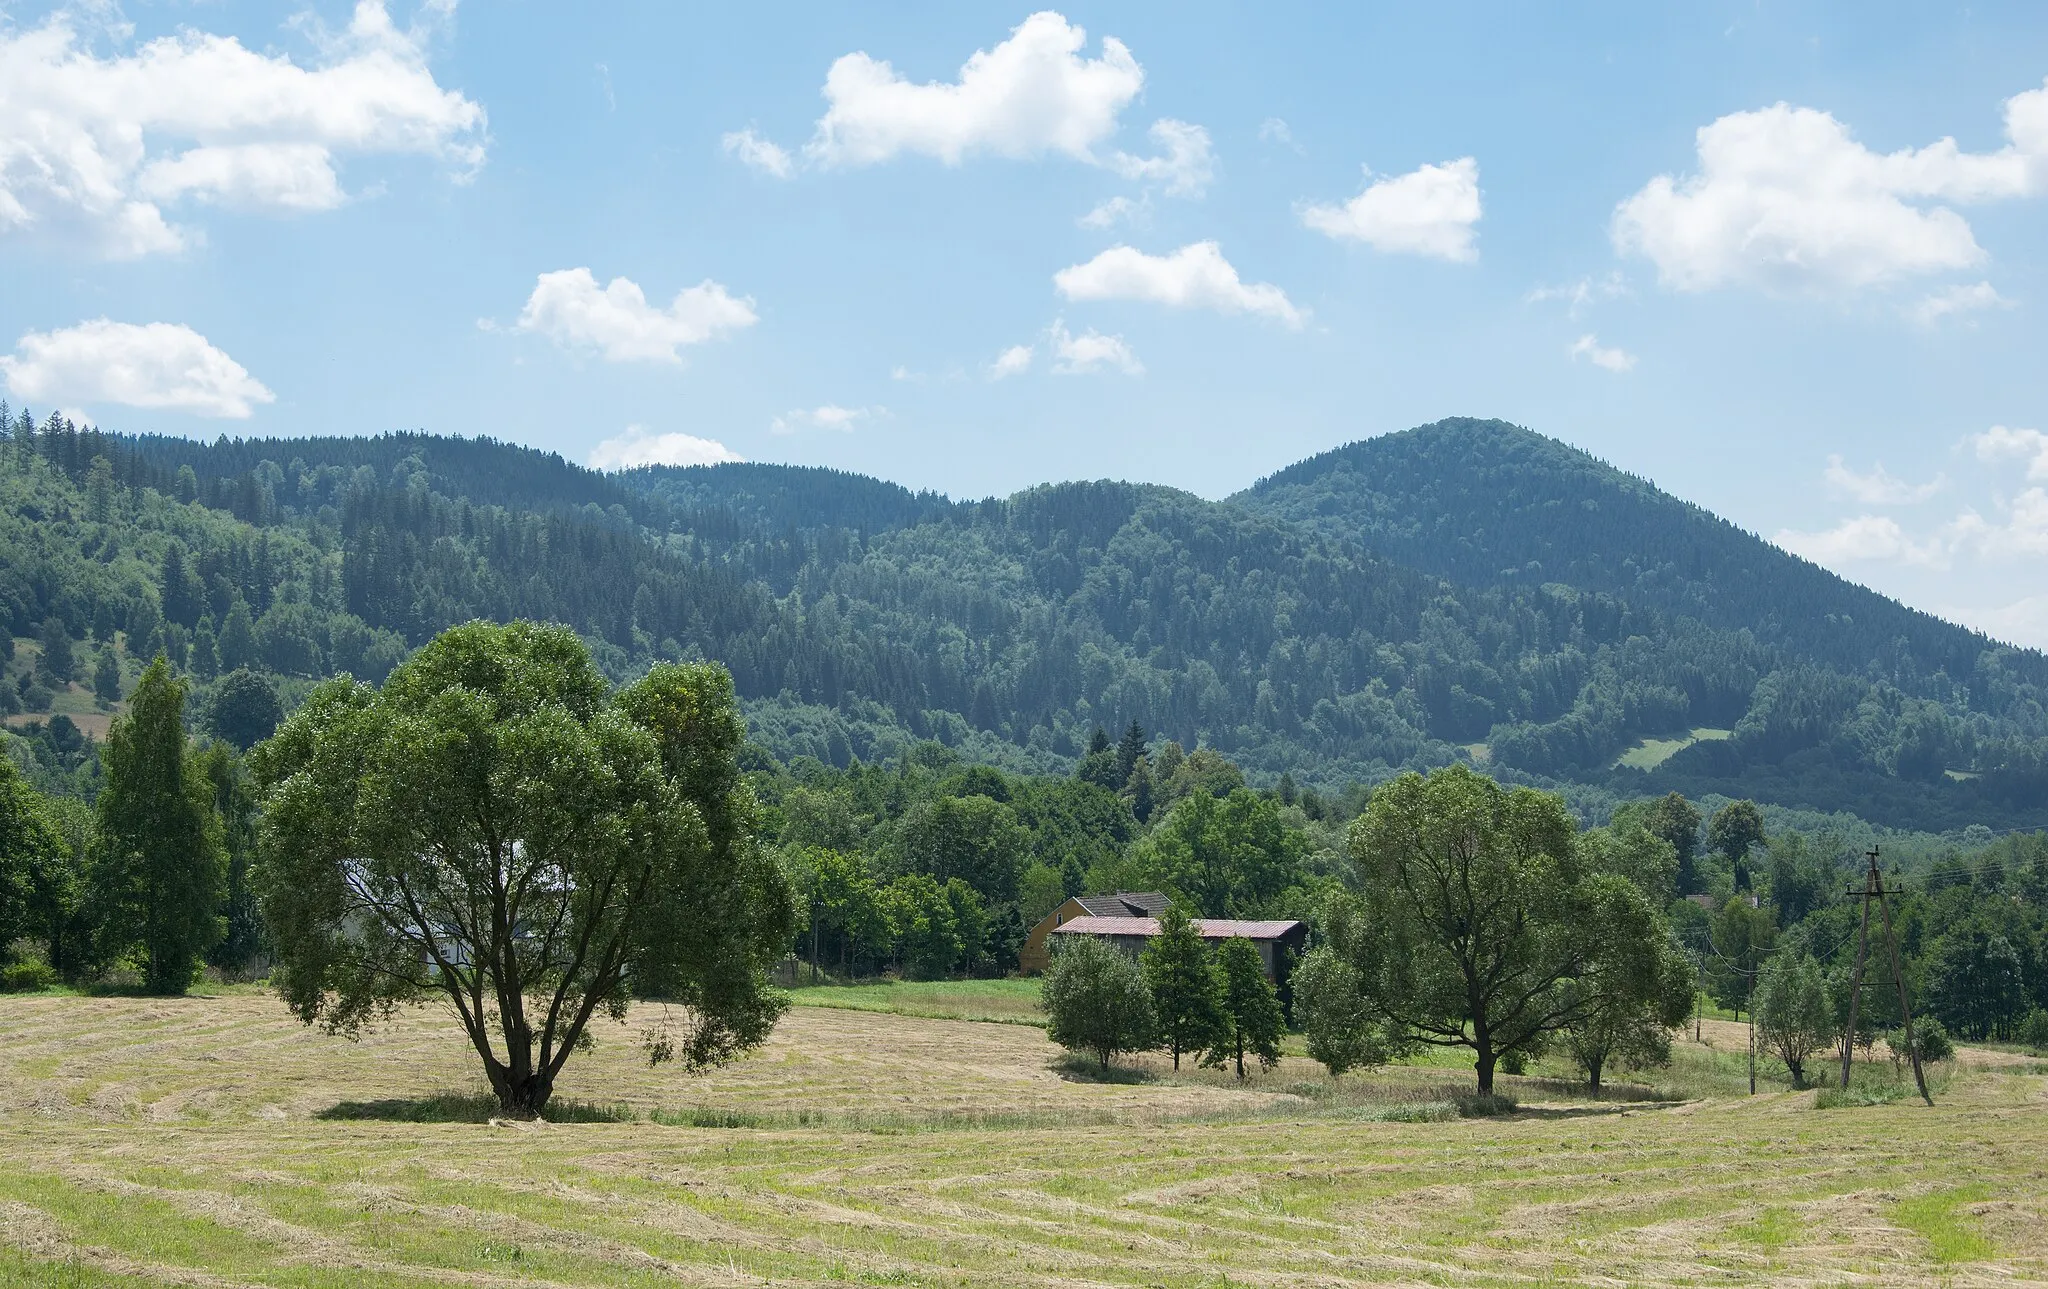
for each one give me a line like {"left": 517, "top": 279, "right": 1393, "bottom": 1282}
{"left": 0, "top": 961, "right": 58, "bottom": 992}
{"left": 2020, "top": 1009, "right": 2048, "bottom": 1054}
{"left": 1887, "top": 1016, "right": 1954, "bottom": 1071}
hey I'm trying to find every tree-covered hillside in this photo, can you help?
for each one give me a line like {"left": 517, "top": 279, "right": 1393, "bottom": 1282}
{"left": 4, "top": 405, "right": 2047, "bottom": 833}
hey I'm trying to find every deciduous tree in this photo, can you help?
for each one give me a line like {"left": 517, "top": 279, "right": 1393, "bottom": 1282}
{"left": 254, "top": 622, "right": 793, "bottom": 1116}
{"left": 90, "top": 658, "right": 226, "bottom": 994}
{"left": 1140, "top": 905, "right": 1222, "bottom": 1070}
{"left": 1754, "top": 952, "right": 1834, "bottom": 1088}
{"left": 1204, "top": 937, "right": 1284, "bottom": 1080}
{"left": 1042, "top": 934, "right": 1154, "bottom": 1072}
{"left": 1333, "top": 765, "right": 1676, "bottom": 1094}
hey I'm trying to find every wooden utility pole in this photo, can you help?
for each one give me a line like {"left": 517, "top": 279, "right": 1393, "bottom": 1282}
{"left": 1838, "top": 846, "right": 1932, "bottom": 1105}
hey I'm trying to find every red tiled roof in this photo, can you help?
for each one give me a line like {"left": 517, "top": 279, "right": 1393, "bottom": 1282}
{"left": 1047, "top": 916, "right": 1303, "bottom": 940}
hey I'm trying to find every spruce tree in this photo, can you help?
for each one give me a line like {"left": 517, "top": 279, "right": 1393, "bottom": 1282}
{"left": 91, "top": 658, "right": 226, "bottom": 994}
{"left": 37, "top": 618, "right": 73, "bottom": 688}
{"left": 218, "top": 600, "right": 259, "bottom": 672}
{"left": 92, "top": 645, "right": 121, "bottom": 706}
{"left": 1141, "top": 905, "right": 1223, "bottom": 1069}
{"left": 1204, "top": 937, "right": 1284, "bottom": 1080}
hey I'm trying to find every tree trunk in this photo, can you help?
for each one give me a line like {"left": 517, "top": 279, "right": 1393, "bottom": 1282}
{"left": 1475, "top": 1043, "right": 1496, "bottom": 1096}
{"left": 491, "top": 1067, "right": 554, "bottom": 1117}
{"left": 1588, "top": 1056, "right": 1603, "bottom": 1093}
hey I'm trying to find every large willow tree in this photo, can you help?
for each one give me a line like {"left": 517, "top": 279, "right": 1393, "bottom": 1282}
{"left": 253, "top": 621, "right": 793, "bottom": 1115}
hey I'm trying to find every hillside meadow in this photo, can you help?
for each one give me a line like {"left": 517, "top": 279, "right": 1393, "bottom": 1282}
{"left": 0, "top": 987, "right": 2044, "bottom": 1287}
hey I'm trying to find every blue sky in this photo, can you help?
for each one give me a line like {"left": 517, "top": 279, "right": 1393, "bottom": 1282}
{"left": 4, "top": 2, "right": 2047, "bottom": 644}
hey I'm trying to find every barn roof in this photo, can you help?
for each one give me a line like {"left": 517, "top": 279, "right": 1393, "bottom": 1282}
{"left": 1048, "top": 916, "right": 1304, "bottom": 940}
{"left": 1074, "top": 892, "right": 1172, "bottom": 918}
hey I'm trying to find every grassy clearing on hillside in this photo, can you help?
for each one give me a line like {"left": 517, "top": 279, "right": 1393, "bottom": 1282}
{"left": 0, "top": 992, "right": 2043, "bottom": 1287}
{"left": 1612, "top": 726, "right": 1733, "bottom": 771}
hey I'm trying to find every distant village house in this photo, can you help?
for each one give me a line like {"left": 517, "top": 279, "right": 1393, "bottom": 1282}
{"left": 1019, "top": 891, "right": 1306, "bottom": 980}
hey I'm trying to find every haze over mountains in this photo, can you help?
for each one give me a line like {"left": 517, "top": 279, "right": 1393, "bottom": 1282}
{"left": 5, "top": 415, "right": 2045, "bottom": 835}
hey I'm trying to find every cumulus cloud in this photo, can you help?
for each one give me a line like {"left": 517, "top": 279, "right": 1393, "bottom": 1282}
{"left": 0, "top": 319, "right": 274, "bottom": 417}
{"left": 770, "top": 404, "right": 879, "bottom": 435}
{"left": 1259, "top": 117, "right": 1301, "bottom": 153}
{"left": 1962, "top": 594, "right": 2048, "bottom": 650}
{"left": 1300, "top": 158, "right": 1482, "bottom": 261}
{"left": 1910, "top": 280, "right": 2015, "bottom": 327}
{"left": 1774, "top": 515, "right": 1948, "bottom": 568}
{"left": 1048, "top": 320, "right": 1140, "bottom": 374}
{"left": 0, "top": 2, "right": 486, "bottom": 257}
{"left": 1568, "top": 334, "right": 1635, "bottom": 372}
{"left": 513, "top": 268, "right": 757, "bottom": 364}
{"left": 1054, "top": 241, "right": 1304, "bottom": 327}
{"left": 1612, "top": 80, "right": 2048, "bottom": 294}
{"left": 987, "top": 344, "right": 1034, "bottom": 380}
{"left": 731, "top": 12, "right": 1208, "bottom": 196}
{"left": 1974, "top": 424, "right": 2048, "bottom": 481}
{"left": 721, "top": 128, "right": 792, "bottom": 178}
{"left": 804, "top": 12, "right": 1141, "bottom": 168}
{"left": 1107, "top": 118, "right": 1214, "bottom": 196}
{"left": 1824, "top": 454, "right": 1944, "bottom": 505}
{"left": 588, "top": 426, "right": 742, "bottom": 470}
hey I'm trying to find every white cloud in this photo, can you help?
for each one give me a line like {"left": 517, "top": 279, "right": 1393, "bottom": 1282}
{"left": 1259, "top": 118, "right": 1300, "bottom": 152}
{"left": 770, "top": 404, "right": 879, "bottom": 435}
{"left": 1078, "top": 194, "right": 1145, "bottom": 229}
{"left": 0, "top": 319, "right": 273, "bottom": 417}
{"left": 1773, "top": 515, "right": 1948, "bottom": 568}
{"left": 1300, "top": 157, "right": 1482, "bottom": 261}
{"left": 1525, "top": 272, "right": 1629, "bottom": 317}
{"left": 1951, "top": 492, "right": 2048, "bottom": 559}
{"left": 1568, "top": 333, "right": 1636, "bottom": 372}
{"left": 0, "top": 3, "right": 485, "bottom": 257}
{"left": 1108, "top": 118, "right": 1214, "bottom": 197}
{"left": 588, "top": 426, "right": 742, "bottom": 470}
{"left": 1910, "top": 280, "right": 2016, "bottom": 326}
{"left": 1823, "top": 454, "right": 1944, "bottom": 505}
{"left": 513, "top": 268, "right": 756, "bottom": 364}
{"left": 1054, "top": 241, "right": 1304, "bottom": 327}
{"left": 1962, "top": 594, "right": 2048, "bottom": 649}
{"left": 1613, "top": 81, "right": 2048, "bottom": 294}
{"left": 1973, "top": 424, "right": 2048, "bottom": 480}
{"left": 987, "top": 344, "right": 1034, "bottom": 380}
{"left": 1048, "top": 320, "right": 1140, "bottom": 375}
{"left": 804, "top": 12, "right": 1141, "bottom": 169}
{"left": 721, "top": 128, "right": 792, "bottom": 178}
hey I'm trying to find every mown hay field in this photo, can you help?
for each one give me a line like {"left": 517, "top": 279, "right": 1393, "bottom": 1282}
{"left": 1, "top": 987, "right": 2044, "bottom": 1287}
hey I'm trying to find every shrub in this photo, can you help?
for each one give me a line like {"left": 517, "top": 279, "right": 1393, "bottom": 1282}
{"left": 0, "top": 961, "right": 58, "bottom": 992}
{"left": 2020, "top": 1009, "right": 2048, "bottom": 1054}
{"left": 1887, "top": 1016, "right": 1954, "bottom": 1072}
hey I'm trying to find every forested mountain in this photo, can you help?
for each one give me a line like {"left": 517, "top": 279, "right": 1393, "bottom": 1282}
{"left": 4, "top": 407, "right": 2046, "bottom": 834}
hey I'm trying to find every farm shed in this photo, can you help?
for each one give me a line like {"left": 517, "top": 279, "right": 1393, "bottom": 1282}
{"left": 1018, "top": 892, "right": 1171, "bottom": 974}
{"left": 1046, "top": 916, "right": 1307, "bottom": 981}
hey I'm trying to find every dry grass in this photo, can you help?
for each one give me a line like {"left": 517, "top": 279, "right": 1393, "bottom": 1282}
{"left": 1, "top": 988, "right": 2045, "bottom": 1286}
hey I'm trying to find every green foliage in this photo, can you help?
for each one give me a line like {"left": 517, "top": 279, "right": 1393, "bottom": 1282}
{"left": 1887, "top": 1016, "right": 1954, "bottom": 1069}
{"left": 206, "top": 667, "right": 283, "bottom": 751}
{"left": 1041, "top": 934, "right": 1154, "bottom": 1071}
{"left": 890, "top": 793, "right": 1028, "bottom": 904}
{"left": 1709, "top": 801, "right": 1768, "bottom": 883}
{"left": 252, "top": 621, "right": 793, "bottom": 1115}
{"left": 2018, "top": 1008, "right": 2048, "bottom": 1052}
{"left": 0, "top": 960, "right": 56, "bottom": 991}
{"left": 1203, "top": 937, "right": 1284, "bottom": 1080}
{"left": 90, "top": 658, "right": 226, "bottom": 993}
{"left": 1291, "top": 943, "right": 1389, "bottom": 1077}
{"left": 1557, "top": 933, "right": 1694, "bottom": 1090}
{"left": 1139, "top": 905, "right": 1223, "bottom": 1070}
{"left": 1333, "top": 764, "right": 1678, "bottom": 1094}
{"left": 1129, "top": 788, "right": 1305, "bottom": 917}
{"left": 90, "top": 645, "right": 120, "bottom": 705}
{"left": 1755, "top": 954, "right": 1836, "bottom": 1088}
{"left": 1926, "top": 926, "right": 2030, "bottom": 1040}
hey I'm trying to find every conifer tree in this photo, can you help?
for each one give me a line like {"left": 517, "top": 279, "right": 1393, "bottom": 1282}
{"left": 1141, "top": 905, "right": 1223, "bottom": 1069}
{"left": 218, "top": 600, "right": 259, "bottom": 672}
{"left": 1205, "top": 937, "right": 1284, "bottom": 1080}
{"left": 91, "top": 658, "right": 227, "bottom": 994}
{"left": 92, "top": 645, "right": 121, "bottom": 706}
{"left": 37, "top": 618, "right": 73, "bottom": 688}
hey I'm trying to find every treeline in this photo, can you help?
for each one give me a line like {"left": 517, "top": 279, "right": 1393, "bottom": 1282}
{"left": 4, "top": 408, "right": 2048, "bottom": 834}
